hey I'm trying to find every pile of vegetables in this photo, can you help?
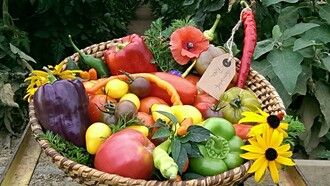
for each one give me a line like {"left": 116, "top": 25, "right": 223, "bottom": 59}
{"left": 25, "top": 1, "right": 304, "bottom": 184}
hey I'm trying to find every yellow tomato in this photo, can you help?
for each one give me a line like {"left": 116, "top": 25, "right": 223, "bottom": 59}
{"left": 171, "top": 105, "right": 203, "bottom": 124}
{"left": 85, "top": 122, "right": 112, "bottom": 155}
{"left": 126, "top": 125, "right": 149, "bottom": 137}
{"left": 151, "top": 103, "right": 174, "bottom": 124}
{"left": 119, "top": 93, "right": 140, "bottom": 110}
{"left": 105, "top": 78, "right": 129, "bottom": 99}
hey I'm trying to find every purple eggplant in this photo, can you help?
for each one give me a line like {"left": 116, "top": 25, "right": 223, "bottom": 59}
{"left": 33, "top": 79, "right": 91, "bottom": 148}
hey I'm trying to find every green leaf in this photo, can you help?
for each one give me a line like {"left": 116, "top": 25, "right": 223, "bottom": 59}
{"left": 317, "top": 4, "right": 330, "bottom": 25}
{"left": 277, "top": 6, "right": 299, "bottom": 30}
{"left": 293, "top": 65, "right": 312, "bottom": 96}
{"left": 263, "top": 0, "right": 298, "bottom": 7}
{"left": 156, "top": 110, "right": 178, "bottom": 125}
{"left": 187, "top": 125, "right": 211, "bottom": 142}
{"left": 282, "top": 23, "right": 320, "bottom": 40}
{"left": 267, "top": 48, "right": 303, "bottom": 95}
{"left": 0, "top": 83, "right": 19, "bottom": 108}
{"left": 303, "top": 25, "right": 330, "bottom": 44}
{"left": 9, "top": 43, "right": 36, "bottom": 63}
{"left": 151, "top": 127, "right": 171, "bottom": 139}
{"left": 321, "top": 56, "right": 330, "bottom": 72}
{"left": 252, "top": 59, "right": 292, "bottom": 108}
{"left": 272, "top": 25, "right": 282, "bottom": 41}
{"left": 315, "top": 81, "right": 330, "bottom": 137}
{"left": 297, "top": 95, "right": 321, "bottom": 136}
{"left": 171, "top": 139, "right": 181, "bottom": 162}
{"left": 187, "top": 143, "right": 203, "bottom": 158}
{"left": 253, "top": 39, "right": 275, "bottom": 59}
{"left": 293, "top": 38, "right": 317, "bottom": 51}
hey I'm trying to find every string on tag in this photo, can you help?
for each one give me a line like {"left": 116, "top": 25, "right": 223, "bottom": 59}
{"left": 225, "top": 11, "right": 244, "bottom": 62}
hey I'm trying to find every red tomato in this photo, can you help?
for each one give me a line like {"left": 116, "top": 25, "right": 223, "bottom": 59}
{"left": 94, "top": 129, "right": 155, "bottom": 180}
{"left": 88, "top": 94, "right": 117, "bottom": 123}
{"left": 233, "top": 124, "right": 253, "bottom": 140}
{"left": 149, "top": 72, "right": 198, "bottom": 105}
{"left": 136, "top": 112, "right": 155, "bottom": 127}
{"left": 139, "top": 96, "right": 168, "bottom": 114}
{"left": 193, "top": 93, "right": 218, "bottom": 116}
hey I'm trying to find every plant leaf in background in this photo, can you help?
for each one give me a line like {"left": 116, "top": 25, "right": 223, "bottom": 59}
{"left": 267, "top": 48, "right": 303, "bottom": 95}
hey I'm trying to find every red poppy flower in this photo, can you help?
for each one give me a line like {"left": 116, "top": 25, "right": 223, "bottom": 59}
{"left": 170, "top": 26, "right": 210, "bottom": 65}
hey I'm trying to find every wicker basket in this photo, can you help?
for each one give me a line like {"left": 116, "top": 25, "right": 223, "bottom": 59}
{"left": 28, "top": 38, "right": 286, "bottom": 186}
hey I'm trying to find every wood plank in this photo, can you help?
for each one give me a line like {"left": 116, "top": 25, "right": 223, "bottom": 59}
{"left": 0, "top": 124, "right": 41, "bottom": 186}
{"left": 279, "top": 164, "right": 309, "bottom": 186}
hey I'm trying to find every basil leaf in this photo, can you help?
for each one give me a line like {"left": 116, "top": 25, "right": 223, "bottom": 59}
{"left": 187, "top": 125, "right": 211, "bottom": 142}
{"left": 151, "top": 127, "right": 170, "bottom": 139}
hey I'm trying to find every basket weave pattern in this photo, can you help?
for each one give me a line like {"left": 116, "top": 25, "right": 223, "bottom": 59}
{"left": 29, "top": 39, "right": 285, "bottom": 186}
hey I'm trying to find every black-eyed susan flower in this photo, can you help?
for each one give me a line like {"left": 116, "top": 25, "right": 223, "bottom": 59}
{"left": 238, "top": 108, "right": 289, "bottom": 138}
{"left": 24, "top": 60, "right": 81, "bottom": 102}
{"left": 240, "top": 127, "right": 295, "bottom": 183}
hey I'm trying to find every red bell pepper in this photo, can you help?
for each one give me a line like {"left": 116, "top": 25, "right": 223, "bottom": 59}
{"left": 104, "top": 34, "right": 157, "bottom": 75}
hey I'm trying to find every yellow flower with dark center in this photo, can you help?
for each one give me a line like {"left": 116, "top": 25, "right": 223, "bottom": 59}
{"left": 238, "top": 108, "right": 289, "bottom": 138}
{"left": 24, "top": 60, "right": 81, "bottom": 102}
{"left": 240, "top": 127, "right": 295, "bottom": 183}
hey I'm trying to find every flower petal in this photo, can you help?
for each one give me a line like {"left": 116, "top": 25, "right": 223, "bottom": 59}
{"left": 275, "top": 156, "right": 295, "bottom": 166}
{"left": 268, "top": 160, "right": 280, "bottom": 184}
{"left": 250, "top": 157, "right": 268, "bottom": 183}
{"left": 240, "top": 152, "right": 263, "bottom": 160}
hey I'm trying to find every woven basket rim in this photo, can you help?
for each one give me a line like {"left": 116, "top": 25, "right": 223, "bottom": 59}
{"left": 29, "top": 37, "right": 286, "bottom": 185}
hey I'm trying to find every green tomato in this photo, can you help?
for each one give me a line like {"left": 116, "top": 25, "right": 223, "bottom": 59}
{"left": 219, "top": 87, "right": 261, "bottom": 124}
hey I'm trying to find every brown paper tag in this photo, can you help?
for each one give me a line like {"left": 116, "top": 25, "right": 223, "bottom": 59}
{"left": 197, "top": 54, "right": 236, "bottom": 100}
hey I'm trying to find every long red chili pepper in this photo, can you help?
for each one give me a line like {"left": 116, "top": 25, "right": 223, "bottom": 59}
{"left": 236, "top": 2, "right": 257, "bottom": 88}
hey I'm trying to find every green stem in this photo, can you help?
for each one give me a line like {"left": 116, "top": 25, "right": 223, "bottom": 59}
{"left": 42, "top": 66, "right": 57, "bottom": 83}
{"left": 209, "top": 14, "right": 221, "bottom": 36}
{"left": 68, "top": 35, "right": 86, "bottom": 58}
{"left": 240, "top": 0, "right": 251, "bottom": 10}
{"left": 115, "top": 42, "right": 130, "bottom": 52}
{"left": 181, "top": 59, "right": 197, "bottom": 78}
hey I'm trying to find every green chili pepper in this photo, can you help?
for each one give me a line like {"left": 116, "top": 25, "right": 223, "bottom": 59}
{"left": 68, "top": 35, "right": 110, "bottom": 78}
{"left": 153, "top": 138, "right": 179, "bottom": 180}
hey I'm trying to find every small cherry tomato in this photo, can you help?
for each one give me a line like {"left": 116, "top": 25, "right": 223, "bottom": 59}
{"left": 85, "top": 122, "right": 112, "bottom": 155}
{"left": 88, "top": 94, "right": 117, "bottom": 123}
{"left": 105, "top": 78, "right": 129, "bottom": 99}
{"left": 139, "top": 96, "right": 168, "bottom": 114}
{"left": 119, "top": 93, "right": 141, "bottom": 110}
{"left": 136, "top": 112, "right": 155, "bottom": 127}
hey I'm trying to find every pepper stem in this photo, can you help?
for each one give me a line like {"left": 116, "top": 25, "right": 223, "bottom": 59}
{"left": 203, "top": 14, "right": 221, "bottom": 41}
{"left": 42, "top": 66, "right": 57, "bottom": 83}
{"left": 181, "top": 59, "right": 197, "bottom": 78}
{"left": 115, "top": 42, "right": 130, "bottom": 52}
{"left": 240, "top": 0, "right": 251, "bottom": 10}
{"left": 68, "top": 35, "right": 86, "bottom": 58}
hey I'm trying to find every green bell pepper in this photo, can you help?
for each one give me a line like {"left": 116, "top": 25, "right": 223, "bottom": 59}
{"left": 188, "top": 117, "right": 245, "bottom": 176}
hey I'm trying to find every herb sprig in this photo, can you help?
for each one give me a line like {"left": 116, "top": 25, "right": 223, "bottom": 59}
{"left": 37, "top": 131, "right": 93, "bottom": 167}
